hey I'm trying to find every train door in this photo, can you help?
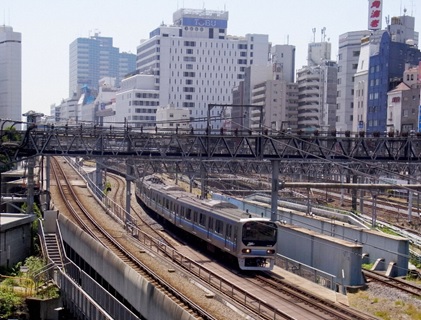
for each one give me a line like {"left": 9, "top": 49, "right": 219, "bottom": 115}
{"left": 207, "top": 217, "right": 213, "bottom": 240}
{"left": 225, "top": 224, "right": 233, "bottom": 251}
{"left": 173, "top": 203, "right": 177, "bottom": 225}
{"left": 193, "top": 211, "right": 198, "bottom": 233}
{"left": 233, "top": 226, "right": 238, "bottom": 253}
{"left": 186, "top": 207, "right": 192, "bottom": 229}
{"left": 199, "top": 213, "right": 206, "bottom": 237}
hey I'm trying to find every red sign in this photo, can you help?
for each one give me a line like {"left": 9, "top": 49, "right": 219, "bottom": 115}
{"left": 368, "top": 0, "right": 382, "bottom": 30}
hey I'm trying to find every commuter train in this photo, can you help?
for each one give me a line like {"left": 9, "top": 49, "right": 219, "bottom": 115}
{"left": 136, "top": 175, "right": 278, "bottom": 270}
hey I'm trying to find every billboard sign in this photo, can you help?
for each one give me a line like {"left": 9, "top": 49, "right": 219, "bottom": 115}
{"left": 368, "top": 0, "right": 382, "bottom": 30}
{"left": 182, "top": 17, "right": 227, "bottom": 29}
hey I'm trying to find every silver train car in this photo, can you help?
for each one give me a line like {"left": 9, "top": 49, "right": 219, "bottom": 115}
{"left": 136, "top": 175, "right": 278, "bottom": 271}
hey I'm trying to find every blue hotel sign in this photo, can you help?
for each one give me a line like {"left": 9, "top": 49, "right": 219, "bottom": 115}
{"left": 182, "top": 17, "right": 227, "bottom": 29}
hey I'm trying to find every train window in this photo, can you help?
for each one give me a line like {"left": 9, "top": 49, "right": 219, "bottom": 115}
{"left": 199, "top": 213, "right": 206, "bottom": 226}
{"left": 215, "top": 220, "right": 223, "bottom": 234}
{"left": 165, "top": 198, "right": 169, "bottom": 209}
{"left": 242, "top": 221, "right": 277, "bottom": 246}
{"left": 208, "top": 217, "right": 214, "bottom": 230}
{"left": 193, "top": 211, "right": 198, "bottom": 223}
{"left": 186, "top": 208, "right": 191, "bottom": 220}
{"left": 225, "top": 224, "right": 232, "bottom": 239}
{"left": 180, "top": 207, "right": 185, "bottom": 217}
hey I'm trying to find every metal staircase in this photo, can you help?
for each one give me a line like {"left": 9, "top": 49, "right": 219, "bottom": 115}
{"left": 43, "top": 233, "right": 64, "bottom": 268}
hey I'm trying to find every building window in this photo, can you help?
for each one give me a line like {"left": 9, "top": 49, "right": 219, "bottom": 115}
{"left": 184, "top": 41, "right": 196, "bottom": 47}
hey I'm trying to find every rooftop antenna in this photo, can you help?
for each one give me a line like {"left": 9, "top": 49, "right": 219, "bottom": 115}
{"left": 312, "top": 28, "right": 316, "bottom": 42}
{"left": 321, "top": 27, "right": 326, "bottom": 42}
{"left": 287, "top": 34, "right": 289, "bottom": 45}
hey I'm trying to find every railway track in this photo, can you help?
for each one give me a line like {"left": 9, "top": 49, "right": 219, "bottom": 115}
{"left": 363, "top": 269, "right": 421, "bottom": 297}
{"left": 105, "top": 173, "right": 177, "bottom": 247}
{"left": 55, "top": 158, "right": 418, "bottom": 319}
{"left": 252, "top": 273, "right": 377, "bottom": 320}
{"left": 103, "top": 169, "right": 380, "bottom": 319}
{"left": 51, "top": 157, "right": 217, "bottom": 320}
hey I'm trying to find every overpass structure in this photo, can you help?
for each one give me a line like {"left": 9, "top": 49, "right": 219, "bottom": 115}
{"left": 2, "top": 122, "right": 421, "bottom": 221}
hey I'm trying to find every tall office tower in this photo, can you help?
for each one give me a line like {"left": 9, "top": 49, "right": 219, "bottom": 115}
{"left": 0, "top": 26, "right": 21, "bottom": 123}
{"left": 336, "top": 31, "right": 370, "bottom": 132}
{"left": 69, "top": 33, "right": 136, "bottom": 98}
{"left": 365, "top": 15, "right": 421, "bottom": 133}
{"left": 135, "top": 8, "right": 271, "bottom": 130}
{"left": 271, "top": 44, "right": 296, "bottom": 83}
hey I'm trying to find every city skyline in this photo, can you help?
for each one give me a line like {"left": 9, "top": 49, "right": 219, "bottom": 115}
{"left": 2, "top": 0, "right": 419, "bottom": 118}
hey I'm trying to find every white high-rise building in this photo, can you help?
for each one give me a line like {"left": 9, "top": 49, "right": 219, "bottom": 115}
{"left": 336, "top": 31, "right": 370, "bottom": 132}
{"left": 136, "top": 8, "right": 271, "bottom": 130}
{"left": 297, "top": 41, "right": 337, "bottom": 131}
{"left": 0, "top": 26, "right": 21, "bottom": 124}
{"left": 115, "top": 72, "right": 159, "bottom": 128}
{"left": 271, "top": 44, "right": 296, "bottom": 83}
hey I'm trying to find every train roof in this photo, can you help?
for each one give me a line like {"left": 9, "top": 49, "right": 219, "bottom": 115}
{"left": 142, "top": 175, "right": 272, "bottom": 223}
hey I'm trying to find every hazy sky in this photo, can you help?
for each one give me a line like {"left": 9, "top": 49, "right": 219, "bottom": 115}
{"left": 2, "top": 0, "right": 419, "bottom": 117}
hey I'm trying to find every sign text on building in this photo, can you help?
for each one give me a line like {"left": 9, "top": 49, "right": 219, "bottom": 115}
{"left": 368, "top": 0, "right": 382, "bottom": 31}
{"left": 182, "top": 18, "right": 227, "bottom": 29}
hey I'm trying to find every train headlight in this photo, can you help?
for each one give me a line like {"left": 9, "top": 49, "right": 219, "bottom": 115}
{"left": 242, "top": 248, "right": 251, "bottom": 254}
{"left": 266, "top": 249, "right": 275, "bottom": 254}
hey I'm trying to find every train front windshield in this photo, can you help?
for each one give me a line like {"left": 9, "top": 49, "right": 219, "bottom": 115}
{"left": 242, "top": 221, "right": 277, "bottom": 246}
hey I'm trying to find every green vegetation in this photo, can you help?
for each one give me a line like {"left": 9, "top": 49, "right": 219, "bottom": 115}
{"left": 0, "top": 256, "right": 59, "bottom": 318}
{"left": 0, "top": 287, "right": 25, "bottom": 319}
{"left": 376, "top": 225, "right": 400, "bottom": 236}
{"left": 374, "top": 310, "right": 391, "bottom": 320}
{"left": 104, "top": 180, "right": 112, "bottom": 194}
{"left": 362, "top": 263, "right": 374, "bottom": 270}
{"left": 1, "top": 126, "right": 21, "bottom": 143}
{"left": 404, "top": 304, "right": 421, "bottom": 319}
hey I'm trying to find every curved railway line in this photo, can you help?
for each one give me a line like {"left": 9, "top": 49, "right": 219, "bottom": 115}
{"left": 51, "top": 157, "right": 217, "bottom": 320}
{"left": 50, "top": 157, "right": 421, "bottom": 319}
{"left": 104, "top": 173, "right": 173, "bottom": 245}
{"left": 96, "top": 165, "right": 380, "bottom": 319}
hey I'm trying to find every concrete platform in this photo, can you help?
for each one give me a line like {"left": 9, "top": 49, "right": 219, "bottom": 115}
{"left": 271, "top": 266, "right": 349, "bottom": 306}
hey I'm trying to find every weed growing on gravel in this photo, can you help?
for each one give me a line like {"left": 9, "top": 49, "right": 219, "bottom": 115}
{"left": 404, "top": 304, "right": 421, "bottom": 319}
{"left": 374, "top": 310, "right": 391, "bottom": 320}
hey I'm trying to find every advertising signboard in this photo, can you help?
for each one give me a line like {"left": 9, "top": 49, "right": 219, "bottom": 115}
{"left": 368, "top": 0, "right": 382, "bottom": 30}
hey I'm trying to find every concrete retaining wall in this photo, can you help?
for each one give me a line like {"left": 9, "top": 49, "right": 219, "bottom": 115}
{"left": 58, "top": 214, "right": 195, "bottom": 320}
{"left": 278, "top": 224, "right": 365, "bottom": 287}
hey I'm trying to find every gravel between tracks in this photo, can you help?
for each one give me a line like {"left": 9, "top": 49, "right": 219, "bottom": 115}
{"left": 51, "top": 162, "right": 246, "bottom": 320}
{"left": 53, "top": 162, "right": 421, "bottom": 319}
{"left": 347, "top": 282, "right": 421, "bottom": 320}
